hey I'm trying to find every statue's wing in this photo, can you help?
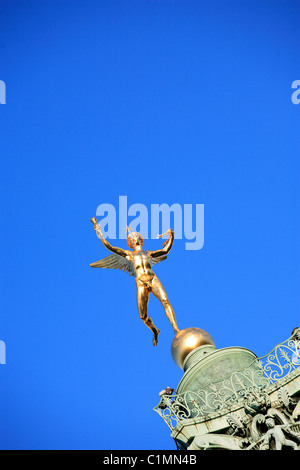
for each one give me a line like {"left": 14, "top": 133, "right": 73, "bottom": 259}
{"left": 251, "top": 414, "right": 265, "bottom": 441}
{"left": 148, "top": 253, "right": 168, "bottom": 266}
{"left": 90, "top": 253, "right": 134, "bottom": 276}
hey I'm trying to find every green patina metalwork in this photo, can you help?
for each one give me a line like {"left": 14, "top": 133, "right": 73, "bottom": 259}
{"left": 154, "top": 330, "right": 300, "bottom": 431}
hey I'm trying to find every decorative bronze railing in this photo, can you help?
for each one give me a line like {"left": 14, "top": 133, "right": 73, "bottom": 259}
{"left": 154, "top": 329, "right": 300, "bottom": 431}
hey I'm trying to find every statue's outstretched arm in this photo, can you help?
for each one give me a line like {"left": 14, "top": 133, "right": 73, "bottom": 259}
{"left": 151, "top": 229, "right": 174, "bottom": 258}
{"left": 90, "top": 217, "right": 128, "bottom": 258}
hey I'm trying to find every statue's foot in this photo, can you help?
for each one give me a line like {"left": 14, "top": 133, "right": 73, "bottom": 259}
{"left": 152, "top": 328, "right": 160, "bottom": 347}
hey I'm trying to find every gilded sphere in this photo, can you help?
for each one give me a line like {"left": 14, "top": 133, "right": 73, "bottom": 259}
{"left": 171, "top": 327, "right": 216, "bottom": 369}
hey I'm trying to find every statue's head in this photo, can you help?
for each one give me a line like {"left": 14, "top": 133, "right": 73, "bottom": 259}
{"left": 127, "top": 232, "right": 144, "bottom": 249}
{"left": 265, "top": 418, "right": 275, "bottom": 428}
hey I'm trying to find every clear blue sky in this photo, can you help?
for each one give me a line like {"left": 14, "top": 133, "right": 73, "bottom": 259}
{"left": 0, "top": 0, "right": 299, "bottom": 450}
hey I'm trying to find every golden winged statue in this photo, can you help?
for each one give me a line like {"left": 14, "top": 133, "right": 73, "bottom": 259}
{"left": 90, "top": 217, "right": 180, "bottom": 346}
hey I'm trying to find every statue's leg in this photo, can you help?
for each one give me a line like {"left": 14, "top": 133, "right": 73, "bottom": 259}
{"left": 284, "top": 439, "right": 298, "bottom": 450}
{"left": 136, "top": 279, "right": 160, "bottom": 346}
{"left": 151, "top": 276, "right": 180, "bottom": 335}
